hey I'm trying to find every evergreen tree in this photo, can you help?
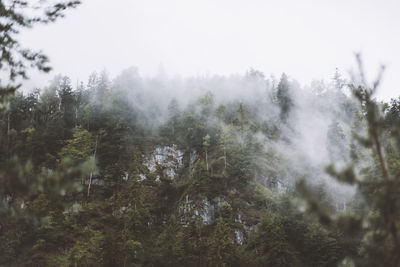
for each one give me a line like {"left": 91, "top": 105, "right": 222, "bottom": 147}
{"left": 276, "top": 73, "right": 293, "bottom": 122}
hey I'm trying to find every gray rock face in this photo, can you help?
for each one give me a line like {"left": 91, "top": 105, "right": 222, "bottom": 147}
{"left": 141, "top": 145, "right": 184, "bottom": 180}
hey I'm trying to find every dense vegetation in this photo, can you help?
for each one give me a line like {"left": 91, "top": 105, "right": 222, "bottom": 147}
{"left": 2, "top": 1, "right": 400, "bottom": 267}
{"left": 0, "top": 66, "right": 399, "bottom": 266}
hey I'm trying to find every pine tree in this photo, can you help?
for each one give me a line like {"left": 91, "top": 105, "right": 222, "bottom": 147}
{"left": 299, "top": 56, "right": 400, "bottom": 266}
{"left": 276, "top": 73, "right": 293, "bottom": 122}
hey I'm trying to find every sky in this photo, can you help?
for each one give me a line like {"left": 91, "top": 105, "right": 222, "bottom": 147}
{"left": 20, "top": 0, "right": 400, "bottom": 100}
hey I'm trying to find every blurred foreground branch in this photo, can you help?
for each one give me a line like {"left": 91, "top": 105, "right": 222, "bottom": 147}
{"left": 298, "top": 55, "right": 400, "bottom": 266}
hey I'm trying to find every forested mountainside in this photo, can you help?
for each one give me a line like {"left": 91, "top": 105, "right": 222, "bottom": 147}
{"left": 1, "top": 67, "right": 400, "bottom": 266}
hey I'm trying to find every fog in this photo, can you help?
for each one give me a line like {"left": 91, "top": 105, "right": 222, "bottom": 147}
{"left": 4, "top": 1, "right": 400, "bottom": 265}
{"left": 20, "top": 0, "right": 400, "bottom": 101}
{"left": 15, "top": 0, "right": 398, "bottom": 210}
{"left": 51, "top": 65, "right": 358, "bottom": 205}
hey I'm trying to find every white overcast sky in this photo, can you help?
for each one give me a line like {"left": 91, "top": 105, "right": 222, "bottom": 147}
{"left": 20, "top": 0, "right": 400, "bottom": 100}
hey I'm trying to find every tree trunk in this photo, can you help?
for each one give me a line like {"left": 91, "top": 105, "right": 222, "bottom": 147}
{"left": 223, "top": 145, "right": 227, "bottom": 170}
{"left": 7, "top": 112, "right": 10, "bottom": 156}
{"left": 87, "top": 134, "right": 98, "bottom": 198}
{"left": 189, "top": 150, "right": 192, "bottom": 175}
{"left": 75, "top": 106, "right": 78, "bottom": 127}
{"left": 7, "top": 112, "right": 10, "bottom": 136}
{"left": 205, "top": 150, "right": 209, "bottom": 172}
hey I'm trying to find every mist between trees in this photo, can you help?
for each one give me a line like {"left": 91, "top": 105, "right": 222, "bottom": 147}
{"left": 2, "top": 2, "right": 400, "bottom": 266}
{"left": 3, "top": 60, "right": 400, "bottom": 266}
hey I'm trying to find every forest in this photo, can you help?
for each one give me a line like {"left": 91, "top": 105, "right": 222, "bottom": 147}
{"left": 2, "top": 66, "right": 400, "bottom": 266}
{"left": 2, "top": 1, "right": 400, "bottom": 267}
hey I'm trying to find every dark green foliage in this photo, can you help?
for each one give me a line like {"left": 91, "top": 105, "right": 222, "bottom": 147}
{"left": 0, "top": 0, "right": 81, "bottom": 96}
{"left": 1, "top": 7, "right": 394, "bottom": 264}
{"left": 57, "top": 76, "right": 76, "bottom": 129}
{"left": 299, "top": 56, "right": 400, "bottom": 266}
{"left": 276, "top": 73, "right": 293, "bottom": 122}
{"left": 1, "top": 77, "right": 354, "bottom": 266}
